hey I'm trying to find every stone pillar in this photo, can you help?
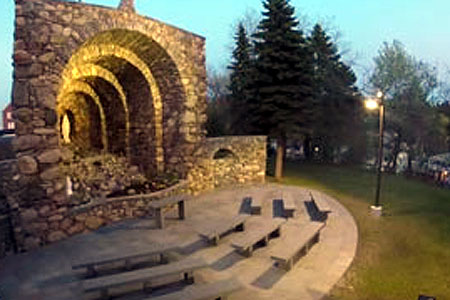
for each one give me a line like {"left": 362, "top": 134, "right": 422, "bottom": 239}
{"left": 118, "top": 0, "right": 135, "bottom": 13}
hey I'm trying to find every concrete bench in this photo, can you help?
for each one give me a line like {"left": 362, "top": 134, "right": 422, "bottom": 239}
{"left": 310, "top": 191, "right": 332, "bottom": 222}
{"left": 271, "top": 221, "right": 324, "bottom": 271}
{"left": 72, "top": 243, "right": 180, "bottom": 277}
{"left": 146, "top": 278, "right": 242, "bottom": 300}
{"left": 282, "top": 191, "right": 297, "bottom": 218}
{"left": 232, "top": 218, "right": 285, "bottom": 257}
{"left": 200, "top": 214, "right": 250, "bottom": 246}
{"left": 82, "top": 257, "right": 207, "bottom": 299}
{"left": 149, "top": 194, "right": 190, "bottom": 229}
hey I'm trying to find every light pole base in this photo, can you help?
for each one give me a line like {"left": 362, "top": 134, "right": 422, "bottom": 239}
{"left": 370, "top": 205, "right": 383, "bottom": 217}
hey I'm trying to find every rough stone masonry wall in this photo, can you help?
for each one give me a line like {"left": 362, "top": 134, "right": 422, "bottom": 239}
{"left": 10, "top": 0, "right": 206, "bottom": 251}
{"left": 188, "top": 136, "right": 267, "bottom": 194}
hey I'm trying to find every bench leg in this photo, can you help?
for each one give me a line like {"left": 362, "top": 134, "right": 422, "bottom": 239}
{"left": 160, "top": 253, "right": 169, "bottom": 264}
{"left": 184, "top": 271, "right": 194, "bottom": 284}
{"left": 235, "top": 222, "right": 245, "bottom": 232}
{"left": 124, "top": 259, "right": 132, "bottom": 271}
{"left": 286, "top": 258, "right": 293, "bottom": 271}
{"left": 155, "top": 208, "right": 165, "bottom": 229}
{"left": 244, "top": 246, "right": 253, "bottom": 257}
{"left": 314, "top": 232, "right": 320, "bottom": 244}
{"left": 212, "top": 235, "right": 219, "bottom": 246}
{"left": 178, "top": 200, "right": 185, "bottom": 220}
{"left": 143, "top": 281, "right": 153, "bottom": 293}
{"left": 86, "top": 266, "right": 97, "bottom": 278}
{"left": 100, "top": 288, "right": 110, "bottom": 300}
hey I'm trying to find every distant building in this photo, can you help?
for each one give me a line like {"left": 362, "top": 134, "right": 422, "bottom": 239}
{"left": 2, "top": 103, "right": 14, "bottom": 130}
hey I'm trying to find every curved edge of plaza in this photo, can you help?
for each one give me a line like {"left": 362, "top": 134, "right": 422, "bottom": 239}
{"left": 0, "top": 183, "right": 358, "bottom": 300}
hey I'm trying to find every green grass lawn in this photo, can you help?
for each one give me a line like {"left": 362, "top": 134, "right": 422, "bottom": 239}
{"left": 281, "top": 162, "right": 450, "bottom": 300}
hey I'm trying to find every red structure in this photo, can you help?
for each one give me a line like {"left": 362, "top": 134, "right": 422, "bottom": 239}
{"left": 2, "top": 103, "right": 14, "bottom": 130}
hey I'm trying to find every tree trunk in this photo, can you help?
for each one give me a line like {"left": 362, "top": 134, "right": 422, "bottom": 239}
{"left": 275, "top": 136, "right": 286, "bottom": 181}
{"left": 303, "top": 135, "right": 311, "bottom": 160}
{"left": 407, "top": 150, "right": 413, "bottom": 173}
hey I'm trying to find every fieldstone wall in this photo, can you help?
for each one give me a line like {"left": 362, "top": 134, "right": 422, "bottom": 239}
{"left": 188, "top": 136, "right": 267, "bottom": 194}
{"left": 10, "top": 0, "right": 206, "bottom": 251}
{"left": 0, "top": 160, "right": 20, "bottom": 256}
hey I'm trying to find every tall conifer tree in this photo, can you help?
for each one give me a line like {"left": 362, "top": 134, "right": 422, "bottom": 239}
{"left": 308, "top": 24, "right": 362, "bottom": 162}
{"left": 228, "top": 22, "right": 254, "bottom": 134}
{"left": 253, "top": 0, "right": 313, "bottom": 179}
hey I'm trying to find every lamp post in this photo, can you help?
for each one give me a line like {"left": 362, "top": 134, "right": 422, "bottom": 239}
{"left": 365, "top": 91, "right": 385, "bottom": 216}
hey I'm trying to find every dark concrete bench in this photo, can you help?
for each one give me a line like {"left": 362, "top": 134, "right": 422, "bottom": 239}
{"left": 271, "top": 221, "right": 324, "bottom": 271}
{"left": 72, "top": 243, "right": 180, "bottom": 277}
{"left": 282, "top": 191, "right": 297, "bottom": 218}
{"left": 146, "top": 278, "right": 242, "bottom": 300}
{"left": 310, "top": 191, "right": 332, "bottom": 222}
{"left": 232, "top": 218, "right": 285, "bottom": 257}
{"left": 82, "top": 256, "right": 207, "bottom": 299}
{"left": 149, "top": 194, "right": 190, "bottom": 229}
{"left": 200, "top": 214, "right": 250, "bottom": 246}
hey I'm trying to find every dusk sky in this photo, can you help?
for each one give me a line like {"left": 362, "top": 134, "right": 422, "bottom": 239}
{"left": 2, "top": 0, "right": 450, "bottom": 123}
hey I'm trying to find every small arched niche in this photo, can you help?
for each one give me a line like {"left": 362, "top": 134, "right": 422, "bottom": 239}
{"left": 213, "top": 148, "right": 237, "bottom": 160}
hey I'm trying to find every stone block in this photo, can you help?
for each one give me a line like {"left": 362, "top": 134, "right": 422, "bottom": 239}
{"left": 37, "top": 149, "right": 61, "bottom": 164}
{"left": 38, "top": 205, "right": 51, "bottom": 217}
{"left": 13, "top": 81, "right": 30, "bottom": 107}
{"left": 20, "top": 208, "right": 38, "bottom": 222}
{"left": 15, "top": 107, "right": 33, "bottom": 123}
{"left": 85, "top": 216, "right": 104, "bottom": 230}
{"left": 24, "top": 236, "right": 41, "bottom": 250}
{"left": 38, "top": 52, "right": 56, "bottom": 64}
{"left": 18, "top": 156, "right": 38, "bottom": 175}
{"left": 48, "top": 214, "right": 63, "bottom": 222}
{"left": 47, "top": 231, "right": 67, "bottom": 243}
{"left": 13, "top": 50, "right": 32, "bottom": 65}
{"left": 66, "top": 222, "right": 84, "bottom": 235}
{"left": 13, "top": 135, "right": 42, "bottom": 152}
{"left": 40, "top": 167, "right": 60, "bottom": 181}
{"left": 60, "top": 218, "right": 73, "bottom": 231}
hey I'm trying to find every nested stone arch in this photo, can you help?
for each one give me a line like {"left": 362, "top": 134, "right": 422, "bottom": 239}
{"left": 58, "top": 92, "right": 104, "bottom": 151}
{"left": 58, "top": 81, "right": 108, "bottom": 150}
{"left": 70, "top": 29, "right": 188, "bottom": 169}
{"left": 62, "top": 43, "right": 164, "bottom": 171}
{"left": 67, "top": 63, "right": 129, "bottom": 133}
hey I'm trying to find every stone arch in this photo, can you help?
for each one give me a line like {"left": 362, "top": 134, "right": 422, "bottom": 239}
{"left": 59, "top": 29, "right": 188, "bottom": 173}
{"left": 11, "top": 0, "right": 207, "bottom": 251}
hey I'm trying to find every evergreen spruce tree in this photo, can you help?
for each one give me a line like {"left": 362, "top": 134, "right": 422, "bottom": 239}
{"left": 228, "top": 22, "right": 254, "bottom": 134}
{"left": 253, "top": 0, "right": 314, "bottom": 179}
{"left": 307, "top": 24, "right": 362, "bottom": 162}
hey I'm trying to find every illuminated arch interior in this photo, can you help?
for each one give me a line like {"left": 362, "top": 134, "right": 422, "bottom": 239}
{"left": 57, "top": 29, "right": 186, "bottom": 174}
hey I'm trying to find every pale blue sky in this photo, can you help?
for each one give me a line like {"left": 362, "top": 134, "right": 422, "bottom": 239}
{"left": 2, "top": 0, "right": 450, "bottom": 122}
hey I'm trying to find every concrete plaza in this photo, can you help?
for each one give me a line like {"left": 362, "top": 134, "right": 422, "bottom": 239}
{"left": 0, "top": 184, "right": 358, "bottom": 300}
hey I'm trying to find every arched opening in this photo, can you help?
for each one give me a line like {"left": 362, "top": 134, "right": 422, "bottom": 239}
{"left": 57, "top": 28, "right": 187, "bottom": 175}
{"left": 213, "top": 149, "right": 237, "bottom": 160}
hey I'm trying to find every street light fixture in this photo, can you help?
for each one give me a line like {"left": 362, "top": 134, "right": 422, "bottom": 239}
{"left": 365, "top": 91, "right": 385, "bottom": 216}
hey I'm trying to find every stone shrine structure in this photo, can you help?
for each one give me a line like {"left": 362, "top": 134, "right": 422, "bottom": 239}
{"left": 2, "top": 0, "right": 266, "bottom": 252}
